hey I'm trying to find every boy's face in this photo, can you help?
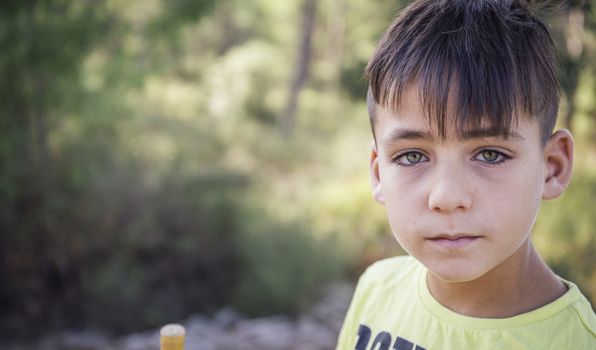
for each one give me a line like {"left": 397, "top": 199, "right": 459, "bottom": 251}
{"left": 369, "top": 86, "right": 560, "bottom": 282}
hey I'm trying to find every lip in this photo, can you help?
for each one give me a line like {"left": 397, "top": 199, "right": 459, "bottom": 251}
{"left": 426, "top": 234, "right": 482, "bottom": 248}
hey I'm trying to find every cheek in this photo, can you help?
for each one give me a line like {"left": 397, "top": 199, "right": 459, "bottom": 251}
{"left": 381, "top": 176, "right": 425, "bottom": 242}
{"left": 485, "top": 168, "right": 543, "bottom": 235}
{"left": 381, "top": 170, "right": 419, "bottom": 208}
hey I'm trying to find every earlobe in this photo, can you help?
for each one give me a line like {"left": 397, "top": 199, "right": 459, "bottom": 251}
{"left": 370, "top": 141, "right": 385, "bottom": 205}
{"left": 542, "top": 130, "right": 574, "bottom": 200}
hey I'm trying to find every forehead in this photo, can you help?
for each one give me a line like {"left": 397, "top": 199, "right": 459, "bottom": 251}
{"left": 375, "top": 86, "right": 537, "bottom": 144}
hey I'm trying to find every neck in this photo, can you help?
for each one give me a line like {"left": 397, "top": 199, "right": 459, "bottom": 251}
{"left": 426, "top": 239, "right": 567, "bottom": 318}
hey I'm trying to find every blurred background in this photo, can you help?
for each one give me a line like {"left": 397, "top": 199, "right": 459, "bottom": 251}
{"left": 0, "top": 0, "right": 594, "bottom": 346}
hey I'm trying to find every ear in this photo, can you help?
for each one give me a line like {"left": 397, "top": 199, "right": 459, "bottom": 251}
{"left": 370, "top": 140, "right": 385, "bottom": 205}
{"left": 542, "top": 129, "right": 574, "bottom": 200}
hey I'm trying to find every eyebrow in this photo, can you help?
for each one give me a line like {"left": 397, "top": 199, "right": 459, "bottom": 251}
{"left": 381, "top": 128, "right": 524, "bottom": 145}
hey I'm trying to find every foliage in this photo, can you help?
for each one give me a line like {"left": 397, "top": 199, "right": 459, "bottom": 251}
{"left": 0, "top": 0, "right": 595, "bottom": 339}
{"left": 74, "top": 167, "right": 249, "bottom": 332}
{"left": 232, "top": 202, "right": 346, "bottom": 316}
{"left": 535, "top": 169, "right": 596, "bottom": 303}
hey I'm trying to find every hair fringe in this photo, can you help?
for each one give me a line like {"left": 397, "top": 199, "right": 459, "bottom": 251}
{"left": 365, "top": 0, "right": 561, "bottom": 144}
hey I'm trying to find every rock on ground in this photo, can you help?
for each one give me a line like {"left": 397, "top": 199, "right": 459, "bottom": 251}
{"left": 5, "top": 283, "right": 354, "bottom": 350}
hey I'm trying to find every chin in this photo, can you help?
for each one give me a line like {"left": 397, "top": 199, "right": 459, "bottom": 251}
{"left": 425, "top": 260, "right": 491, "bottom": 283}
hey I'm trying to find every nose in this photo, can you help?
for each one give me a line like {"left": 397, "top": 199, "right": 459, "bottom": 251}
{"left": 427, "top": 165, "right": 473, "bottom": 212}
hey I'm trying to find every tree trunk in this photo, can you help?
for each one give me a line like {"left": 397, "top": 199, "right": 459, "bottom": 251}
{"left": 324, "top": 0, "right": 346, "bottom": 94}
{"left": 561, "top": 8, "right": 585, "bottom": 132}
{"left": 281, "top": 0, "right": 317, "bottom": 135}
{"left": 216, "top": 2, "right": 235, "bottom": 56}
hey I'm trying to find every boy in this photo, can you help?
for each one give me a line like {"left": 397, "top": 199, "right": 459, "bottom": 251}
{"left": 336, "top": 0, "right": 596, "bottom": 349}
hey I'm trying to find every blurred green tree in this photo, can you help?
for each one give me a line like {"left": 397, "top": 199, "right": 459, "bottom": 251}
{"left": 1, "top": 0, "right": 594, "bottom": 340}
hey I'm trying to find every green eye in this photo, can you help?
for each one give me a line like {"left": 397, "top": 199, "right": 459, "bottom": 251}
{"left": 393, "top": 151, "right": 428, "bottom": 166}
{"left": 482, "top": 150, "right": 499, "bottom": 162}
{"left": 405, "top": 152, "right": 423, "bottom": 163}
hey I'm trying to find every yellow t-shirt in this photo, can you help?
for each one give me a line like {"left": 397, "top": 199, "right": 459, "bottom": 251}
{"left": 336, "top": 255, "right": 596, "bottom": 350}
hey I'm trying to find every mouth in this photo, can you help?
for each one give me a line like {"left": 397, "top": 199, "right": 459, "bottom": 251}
{"left": 426, "top": 234, "right": 482, "bottom": 248}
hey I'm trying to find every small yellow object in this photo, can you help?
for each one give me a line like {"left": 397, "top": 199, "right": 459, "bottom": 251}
{"left": 160, "top": 323, "right": 185, "bottom": 350}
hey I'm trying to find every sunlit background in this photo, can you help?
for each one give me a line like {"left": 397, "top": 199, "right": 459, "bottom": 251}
{"left": 1, "top": 0, "right": 595, "bottom": 347}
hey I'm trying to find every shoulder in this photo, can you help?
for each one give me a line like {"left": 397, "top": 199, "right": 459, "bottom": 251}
{"left": 565, "top": 283, "right": 596, "bottom": 339}
{"left": 536, "top": 280, "right": 596, "bottom": 346}
{"left": 363, "top": 254, "right": 420, "bottom": 277}
{"left": 356, "top": 255, "right": 421, "bottom": 293}
{"left": 335, "top": 255, "right": 423, "bottom": 348}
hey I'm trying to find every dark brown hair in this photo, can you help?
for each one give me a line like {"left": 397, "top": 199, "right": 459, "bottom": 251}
{"left": 366, "top": 0, "right": 559, "bottom": 144}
